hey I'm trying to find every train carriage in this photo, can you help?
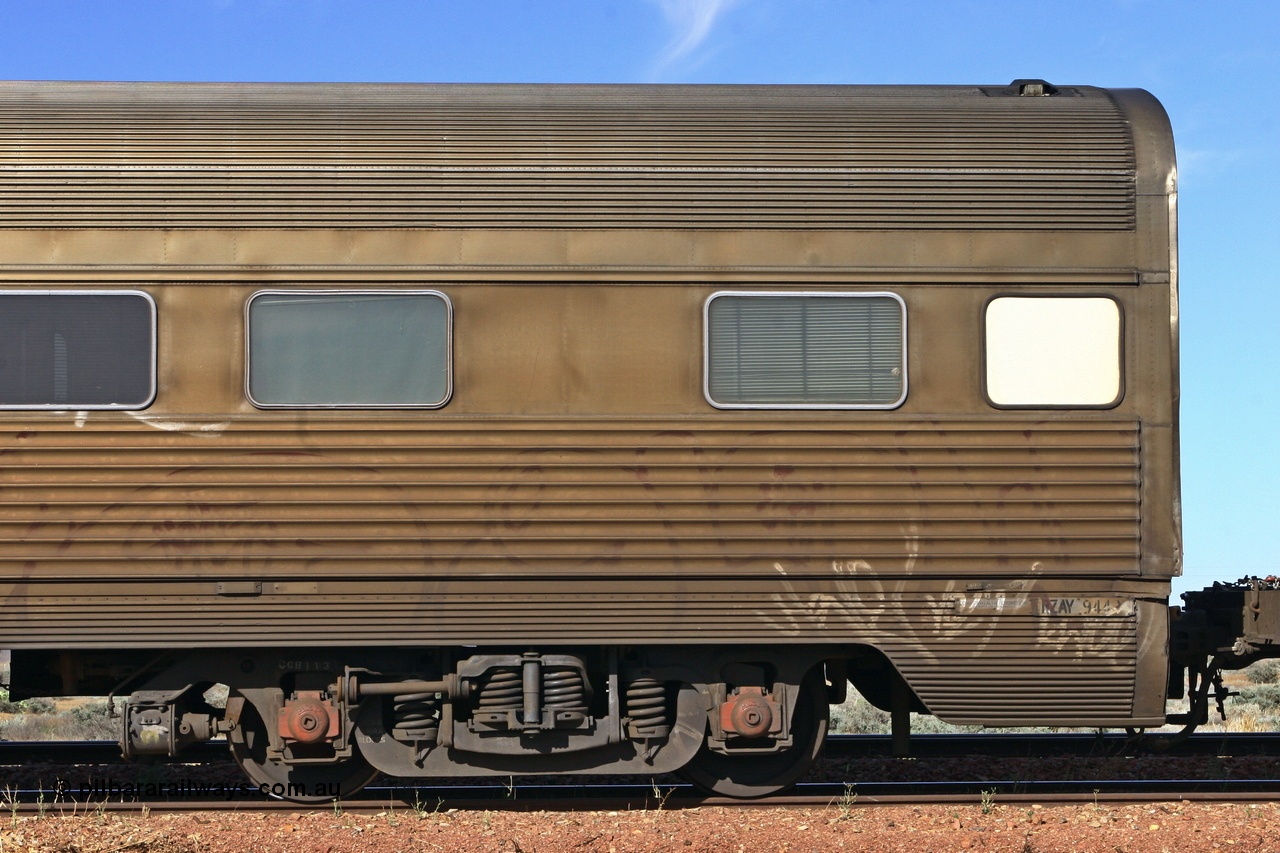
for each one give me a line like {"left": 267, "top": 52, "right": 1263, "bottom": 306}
{"left": 0, "top": 80, "right": 1179, "bottom": 799}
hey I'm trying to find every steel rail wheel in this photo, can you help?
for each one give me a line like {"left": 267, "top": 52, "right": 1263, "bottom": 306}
{"left": 228, "top": 692, "right": 380, "bottom": 803}
{"left": 679, "top": 671, "right": 829, "bottom": 799}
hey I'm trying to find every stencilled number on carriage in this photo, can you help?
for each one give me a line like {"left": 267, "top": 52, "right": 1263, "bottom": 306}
{"left": 277, "top": 660, "right": 333, "bottom": 672}
{"left": 1036, "top": 597, "right": 1135, "bottom": 617}
{"left": 1039, "top": 598, "right": 1078, "bottom": 614}
{"left": 956, "top": 595, "right": 1135, "bottom": 617}
{"left": 1081, "top": 597, "right": 1132, "bottom": 616}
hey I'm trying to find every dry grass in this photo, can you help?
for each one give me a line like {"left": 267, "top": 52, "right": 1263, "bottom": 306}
{"left": 0, "top": 697, "right": 121, "bottom": 741}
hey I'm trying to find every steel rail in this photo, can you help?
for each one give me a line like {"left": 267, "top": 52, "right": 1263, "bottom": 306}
{"left": 824, "top": 731, "right": 1280, "bottom": 758}
{"left": 10, "top": 780, "right": 1280, "bottom": 814}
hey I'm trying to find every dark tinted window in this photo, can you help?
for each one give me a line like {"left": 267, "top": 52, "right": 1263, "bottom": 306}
{"left": 0, "top": 292, "right": 155, "bottom": 409}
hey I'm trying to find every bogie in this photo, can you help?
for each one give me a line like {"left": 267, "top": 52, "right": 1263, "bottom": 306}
{"left": 99, "top": 647, "right": 842, "bottom": 800}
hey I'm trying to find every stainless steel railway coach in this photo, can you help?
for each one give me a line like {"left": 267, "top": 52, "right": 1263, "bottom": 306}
{"left": 0, "top": 80, "right": 1184, "bottom": 799}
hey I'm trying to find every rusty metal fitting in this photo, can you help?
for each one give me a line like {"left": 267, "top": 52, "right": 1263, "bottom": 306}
{"left": 349, "top": 673, "right": 464, "bottom": 701}
{"left": 278, "top": 691, "right": 340, "bottom": 744}
{"left": 718, "top": 686, "right": 779, "bottom": 738}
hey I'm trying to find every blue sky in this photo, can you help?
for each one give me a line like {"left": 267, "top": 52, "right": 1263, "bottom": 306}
{"left": 1, "top": 0, "right": 1277, "bottom": 597}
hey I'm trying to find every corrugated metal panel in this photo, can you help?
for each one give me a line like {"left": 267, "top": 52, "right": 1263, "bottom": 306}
{"left": 0, "top": 582, "right": 1137, "bottom": 722}
{"left": 888, "top": 619, "right": 1137, "bottom": 722}
{"left": 0, "top": 417, "right": 1140, "bottom": 578}
{"left": 0, "top": 82, "right": 1136, "bottom": 230}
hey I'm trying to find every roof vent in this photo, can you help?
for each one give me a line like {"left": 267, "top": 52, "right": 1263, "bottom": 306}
{"left": 1006, "top": 79, "right": 1059, "bottom": 97}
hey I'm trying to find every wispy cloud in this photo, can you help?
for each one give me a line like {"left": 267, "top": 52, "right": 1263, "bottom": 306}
{"left": 1177, "top": 146, "right": 1248, "bottom": 186}
{"left": 650, "top": 0, "right": 739, "bottom": 76}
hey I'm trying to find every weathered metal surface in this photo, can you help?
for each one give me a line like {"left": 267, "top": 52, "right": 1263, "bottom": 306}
{"left": 0, "top": 578, "right": 1167, "bottom": 725}
{"left": 0, "top": 578, "right": 1156, "bottom": 641}
{"left": 279, "top": 692, "right": 339, "bottom": 745}
{"left": 0, "top": 82, "right": 1137, "bottom": 231}
{"left": 720, "top": 687, "right": 780, "bottom": 738}
{"left": 1174, "top": 582, "right": 1280, "bottom": 664}
{"left": 0, "top": 418, "right": 1142, "bottom": 578}
{"left": 0, "top": 81, "right": 1179, "bottom": 732}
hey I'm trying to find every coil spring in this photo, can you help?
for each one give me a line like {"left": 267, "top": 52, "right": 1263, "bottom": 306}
{"left": 625, "top": 677, "right": 671, "bottom": 735}
{"left": 542, "top": 668, "right": 589, "bottom": 712}
{"left": 476, "top": 667, "right": 523, "bottom": 711}
{"left": 391, "top": 691, "right": 441, "bottom": 742}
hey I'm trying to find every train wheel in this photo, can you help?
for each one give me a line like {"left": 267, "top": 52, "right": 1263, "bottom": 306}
{"left": 228, "top": 692, "right": 379, "bottom": 802}
{"left": 679, "top": 671, "right": 829, "bottom": 799}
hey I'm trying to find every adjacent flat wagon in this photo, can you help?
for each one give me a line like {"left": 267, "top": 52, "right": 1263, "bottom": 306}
{"left": 0, "top": 80, "right": 1181, "bottom": 799}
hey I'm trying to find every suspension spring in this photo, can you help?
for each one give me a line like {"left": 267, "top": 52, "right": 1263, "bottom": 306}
{"left": 542, "top": 668, "right": 589, "bottom": 713}
{"left": 625, "top": 677, "right": 671, "bottom": 738}
{"left": 391, "top": 691, "right": 441, "bottom": 742}
{"left": 476, "top": 667, "right": 523, "bottom": 712}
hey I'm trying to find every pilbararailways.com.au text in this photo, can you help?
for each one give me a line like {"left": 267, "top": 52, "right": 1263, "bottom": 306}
{"left": 79, "top": 779, "right": 340, "bottom": 800}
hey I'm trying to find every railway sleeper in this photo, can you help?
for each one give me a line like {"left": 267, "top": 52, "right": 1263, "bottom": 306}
{"left": 106, "top": 646, "right": 843, "bottom": 801}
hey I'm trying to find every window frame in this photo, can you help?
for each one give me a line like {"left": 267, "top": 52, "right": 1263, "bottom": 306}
{"left": 0, "top": 288, "right": 158, "bottom": 411}
{"left": 702, "top": 290, "right": 909, "bottom": 411}
{"left": 244, "top": 288, "right": 454, "bottom": 410}
{"left": 980, "top": 293, "right": 1126, "bottom": 410}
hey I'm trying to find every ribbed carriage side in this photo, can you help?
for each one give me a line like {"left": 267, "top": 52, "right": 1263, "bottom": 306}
{"left": 0, "top": 82, "right": 1176, "bottom": 726}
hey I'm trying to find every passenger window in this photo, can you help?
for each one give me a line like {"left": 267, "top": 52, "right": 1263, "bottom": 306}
{"left": 984, "top": 296, "right": 1122, "bottom": 407}
{"left": 247, "top": 291, "right": 452, "bottom": 408}
{"left": 0, "top": 290, "right": 156, "bottom": 409}
{"left": 704, "top": 292, "right": 907, "bottom": 409}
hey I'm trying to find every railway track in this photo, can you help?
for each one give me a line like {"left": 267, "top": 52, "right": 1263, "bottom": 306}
{"left": 7, "top": 780, "right": 1280, "bottom": 814}
{"left": 4, "top": 732, "right": 1280, "bottom": 766}
{"left": 4, "top": 733, "right": 1280, "bottom": 812}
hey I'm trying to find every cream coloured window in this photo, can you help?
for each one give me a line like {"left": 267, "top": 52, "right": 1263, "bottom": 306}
{"left": 984, "top": 296, "right": 1122, "bottom": 407}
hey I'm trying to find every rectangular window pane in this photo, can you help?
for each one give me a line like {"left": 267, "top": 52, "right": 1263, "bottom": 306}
{"left": 0, "top": 291, "right": 155, "bottom": 409}
{"left": 705, "top": 292, "right": 906, "bottom": 409}
{"left": 248, "top": 291, "right": 451, "bottom": 408}
{"left": 985, "top": 296, "right": 1122, "bottom": 407}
